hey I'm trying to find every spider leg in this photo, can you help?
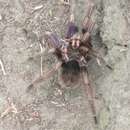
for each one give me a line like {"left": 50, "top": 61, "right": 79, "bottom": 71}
{"left": 82, "top": 3, "right": 95, "bottom": 33}
{"left": 30, "top": 34, "right": 69, "bottom": 60}
{"left": 27, "top": 61, "right": 62, "bottom": 92}
{"left": 88, "top": 49, "right": 113, "bottom": 70}
{"left": 44, "top": 32, "right": 62, "bottom": 49}
{"left": 87, "top": 20, "right": 95, "bottom": 33}
{"left": 81, "top": 70, "right": 97, "bottom": 124}
{"left": 81, "top": 20, "right": 95, "bottom": 44}
{"left": 81, "top": 4, "right": 95, "bottom": 46}
{"left": 66, "top": 14, "right": 79, "bottom": 39}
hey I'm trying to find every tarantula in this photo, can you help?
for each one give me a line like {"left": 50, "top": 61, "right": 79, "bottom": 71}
{"left": 27, "top": 4, "right": 106, "bottom": 124}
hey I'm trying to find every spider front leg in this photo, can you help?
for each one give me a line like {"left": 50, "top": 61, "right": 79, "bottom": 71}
{"left": 27, "top": 61, "right": 62, "bottom": 92}
{"left": 65, "top": 14, "right": 82, "bottom": 49}
{"left": 29, "top": 32, "right": 63, "bottom": 59}
{"left": 44, "top": 32, "right": 69, "bottom": 62}
{"left": 81, "top": 4, "right": 95, "bottom": 48}
{"left": 66, "top": 14, "right": 79, "bottom": 39}
{"left": 81, "top": 69, "right": 97, "bottom": 124}
{"left": 82, "top": 3, "right": 95, "bottom": 33}
{"left": 44, "top": 32, "right": 62, "bottom": 49}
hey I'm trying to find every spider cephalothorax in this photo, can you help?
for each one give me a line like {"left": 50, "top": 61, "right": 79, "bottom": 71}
{"left": 27, "top": 3, "right": 98, "bottom": 124}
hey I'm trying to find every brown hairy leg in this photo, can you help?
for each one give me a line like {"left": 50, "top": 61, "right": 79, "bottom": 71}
{"left": 81, "top": 4, "right": 95, "bottom": 46}
{"left": 88, "top": 49, "right": 113, "bottom": 70}
{"left": 81, "top": 69, "right": 97, "bottom": 124}
{"left": 82, "top": 3, "right": 95, "bottom": 33}
{"left": 27, "top": 61, "right": 62, "bottom": 92}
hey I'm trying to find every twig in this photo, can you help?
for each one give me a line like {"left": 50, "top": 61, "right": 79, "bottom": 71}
{"left": 39, "top": 43, "right": 44, "bottom": 76}
{"left": 0, "top": 98, "right": 18, "bottom": 119}
{"left": 0, "top": 59, "right": 6, "bottom": 75}
{"left": 34, "top": 5, "right": 43, "bottom": 11}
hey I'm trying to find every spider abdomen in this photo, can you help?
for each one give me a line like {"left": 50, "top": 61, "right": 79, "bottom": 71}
{"left": 61, "top": 60, "right": 81, "bottom": 86}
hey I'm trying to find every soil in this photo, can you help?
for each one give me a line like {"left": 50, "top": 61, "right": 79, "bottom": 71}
{"left": 0, "top": 0, "right": 130, "bottom": 130}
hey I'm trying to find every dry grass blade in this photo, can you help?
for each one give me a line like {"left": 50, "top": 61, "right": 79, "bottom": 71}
{"left": 39, "top": 43, "right": 44, "bottom": 76}
{"left": 0, "top": 98, "right": 18, "bottom": 119}
{"left": 0, "top": 59, "right": 6, "bottom": 75}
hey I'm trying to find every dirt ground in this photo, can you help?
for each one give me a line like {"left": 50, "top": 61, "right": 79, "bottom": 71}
{"left": 0, "top": 0, "right": 130, "bottom": 130}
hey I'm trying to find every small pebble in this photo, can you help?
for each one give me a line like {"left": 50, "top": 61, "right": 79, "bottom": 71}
{"left": 0, "top": 14, "right": 2, "bottom": 20}
{"left": 34, "top": 5, "right": 43, "bottom": 10}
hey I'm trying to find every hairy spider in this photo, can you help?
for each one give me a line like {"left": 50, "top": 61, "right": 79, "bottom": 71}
{"left": 27, "top": 3, "right": 110, "bottom": 124}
